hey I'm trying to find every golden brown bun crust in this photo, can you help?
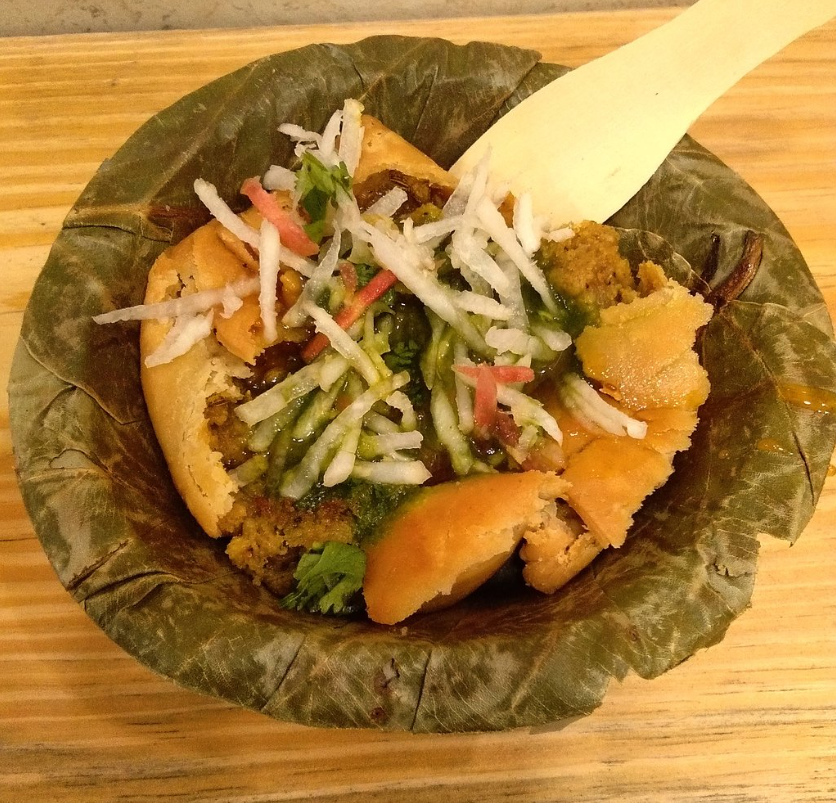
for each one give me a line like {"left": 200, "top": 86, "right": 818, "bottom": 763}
{"left": 140, "top": 236, "right": 244, "bottom": 537}
{"left": 363, "top": 471, "right": 568, "bottom": 625}
{"left": 354, "top": 115, "right": 456, "bottom": 190}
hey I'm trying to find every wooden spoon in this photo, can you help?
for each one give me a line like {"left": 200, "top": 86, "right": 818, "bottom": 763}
{"left": 451, "top": 0, "right": 836, "bottom": 225}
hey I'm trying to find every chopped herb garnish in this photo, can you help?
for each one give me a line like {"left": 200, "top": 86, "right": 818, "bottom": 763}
{"left": 296, "top": 152, "right": 352, "bottom": 243}
{"left": 280, "top": 541, "right": 366, "bottom": 615}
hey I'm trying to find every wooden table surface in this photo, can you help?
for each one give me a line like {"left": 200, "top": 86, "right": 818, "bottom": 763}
{"left": 2, "top": 8, "right": 835, "bottom": 802}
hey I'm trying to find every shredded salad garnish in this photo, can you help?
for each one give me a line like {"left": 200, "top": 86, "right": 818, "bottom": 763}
{"left": 95, "top": 98, "right": 649, "bottom": 496}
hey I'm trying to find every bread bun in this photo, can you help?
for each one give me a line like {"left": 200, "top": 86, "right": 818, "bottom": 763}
{"left": 140, "top": 234, "right": 249, "bottom": 536}
{"left": 363, "top": 471, "right": 570, "bottom": 625}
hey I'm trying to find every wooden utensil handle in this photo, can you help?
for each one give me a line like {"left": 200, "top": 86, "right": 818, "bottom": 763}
{"left": 452, "top": 0, "right": 836, "bottom": 225}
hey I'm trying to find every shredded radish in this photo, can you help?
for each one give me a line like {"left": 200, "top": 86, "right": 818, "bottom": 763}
{"left": 351, "top": 460, "right": 431, "bottom": 485}
{"left": 430, "top": 384, "right": 474, "bottom": 476}
{"left": 495, "top": 253, "right": 529, "bottom": 330}
{"left": 235, "top": 354, "right": 349, "bottom": 426}
{"left": 302, "top": 300, "right": 380, "bottom": 386}
{"left": 362, "top": 224, "right": 488, "bottom": 355}
{"left": 258, "top": 220, "right": 281, "bottom": 343}
{"left": 193, "top": 179, "right": 260, "bottom": 249}
{"left": 219, "top": 292, "right": 243, "bottom": 318}
{"left": 513, "top": 193, "right": 543, "bottom": 256}
{"left": 443, "top": 170, "right": 472, "bottom": 218}
{"left": 464, "top": 150, "right": 491, "bottom": 219}
{"left": 338, "top": 99, "right": 364, "bottom": 176}
{"left": 455, "top": 371, "right": 563, "bottom": 445}
{"left": 476, "top": 196, "right": 558, "bottom": 315}
{"left": 362, "top": 431, "right": 423, "bottom": 454}
{"left": 144, "top": 310, "right": 214, "bottom": 368}
{"left": 450, "top": 228, "right": 510, "bottom": 293}
{"left": 282, "top": 226, "right": 342, "bottom": 327}
{"left": 485, "top": 326, "right": 554, "bottom": 360}
{"left": 546, "top": 226, "right": 575, "bottom": 243}
{"left": 262, "top": 164, "right": 296, "bottom": 192}
{"left": 456, "top": 291, "right": 512, "bottom": 320}
{"left": 278, "top": 123, "right": 321, "bottom": 145}
{"left": 240, "top": 176, "right": 319, "bottom": 257}
{"left": 94, "top": 276, "right": 260, "bottom": 324}
{"left": 452, "top": 340, "right": 474, "bottom": 435}
{"left": 322, "top": 422, "right": 362, "bottom": 487}
{"left": 365, "top": 187, "right": 408, "bottom": 218}
{"left": 319, "top": 109, "right": 343, "bottom": 164}
{"left": 561, "top": 374, "right": 647, "bottom": 439}
{"left": 280, "top": 372, "right": 410, "bottom": 499}
{"left": 532, "top": 324, "right": 572, "bottom": 352}
{"left": 365, "top": 412, "right": 400, "bottom": 434}
{"left": 386, "top": 390, "right": 417, "bottom": 431}
{"left": 412, "top": 215, "right": 463, "bottom": 244}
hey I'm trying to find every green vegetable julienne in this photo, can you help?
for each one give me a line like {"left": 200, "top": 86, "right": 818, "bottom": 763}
{"left": 280, "top": 541, "right": 367, "bottom": 614}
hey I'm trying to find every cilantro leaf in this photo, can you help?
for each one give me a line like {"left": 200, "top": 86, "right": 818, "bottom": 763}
{"left": 280, "top": 541, "right": 366, "bottom": 615}
{"left": 295, "top": 153, "right": 352, "bottom": 243}
{"left": 384, "top": 339, "right": 422, "bottom": 373}
{"left": 354, "top": 263, "right": 378, "bottom": 288}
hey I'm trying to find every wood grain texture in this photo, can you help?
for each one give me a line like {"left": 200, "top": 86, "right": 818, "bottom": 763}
{"left": 1, "top": 9, "right": 834, "bottom": 802}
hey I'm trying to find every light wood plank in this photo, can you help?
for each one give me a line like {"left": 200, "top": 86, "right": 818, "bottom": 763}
{"left": 1, "top": 9, "right": 834, "bottom": 802}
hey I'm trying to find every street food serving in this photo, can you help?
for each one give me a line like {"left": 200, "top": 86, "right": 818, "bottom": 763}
{"left": 95, "top": 101, "right": 714, "bottom": 625}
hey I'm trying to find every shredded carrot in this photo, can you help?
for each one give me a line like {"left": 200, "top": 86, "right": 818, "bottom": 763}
{"left": 240, "top": 177, "right": 319, "bottom": 257}
{"left": 302, "top": 269, "right": 398, "bottom": 361}
{"left": 453, "top": 364, "right": 535, "bottom": 384}
{"left": 473, "top": 365, "right": 498, "bottom": 434}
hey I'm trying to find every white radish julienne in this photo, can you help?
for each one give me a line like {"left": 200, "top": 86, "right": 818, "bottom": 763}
{"left": 282, "top": 226, "right": 342, "bottom": 327}
{"left": 561, "top": 374, "right": 647, "bottom": 439}
{"left": 485, "top": 326, "right": 555, "bottom": 361}
{"left": 280, "top": 372, "right": 411, "bottom": 499}
{"left": 303, "top": 300, "right": 381, "bottom": 386}
{"left": 360, "top": 223, "right": 489, "bottom": 356}
{"left": 262, "top": 164, "right": 297, "bottom": 192}
{"left": 318, "top": 110, "right": 343, "bottom": 165}
{"left": 361, "top": 431, "right": 423, "bottom": 454}
{"left": 338, "top": 98, "right": 364, "bottom": 177}
{"left": 193, "top": 179, "right": 260, "bottom": 249}
{"left": 97, "top": 101, "right": 602, "bottom": 493}
{"left": 453, "top": 339, "right": 475, "bottom": 435}
{"left": 144, "top": 310, "right": 214, "bottom": 368}
{"left": 351, "top": 460, "right": 431, "bottom": 485}
{"left": 513, "top": 193, "right": 543, "bottom": 256}
{"left": 456, "top": 291, "right": 512, "bottom": 321}
{"left": 386, "top": 391, "right": 417, "bottom": 431}
{"left": 235, "top": 354, "right": 350, "bottom": 426}
{"left": 322, "top": 422, "right": 363, "bottom": 487}
{"left": 93, "top": 276, "right": 260, "bottom": 324}
{"left": 365, "top": 187, "right": 408, "bottom": 219}
{"left": 476, "top": 196, "right": 558, "bottom": 315}
{"left": 258, "top": 220, "right": 281, "bottom": 344}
